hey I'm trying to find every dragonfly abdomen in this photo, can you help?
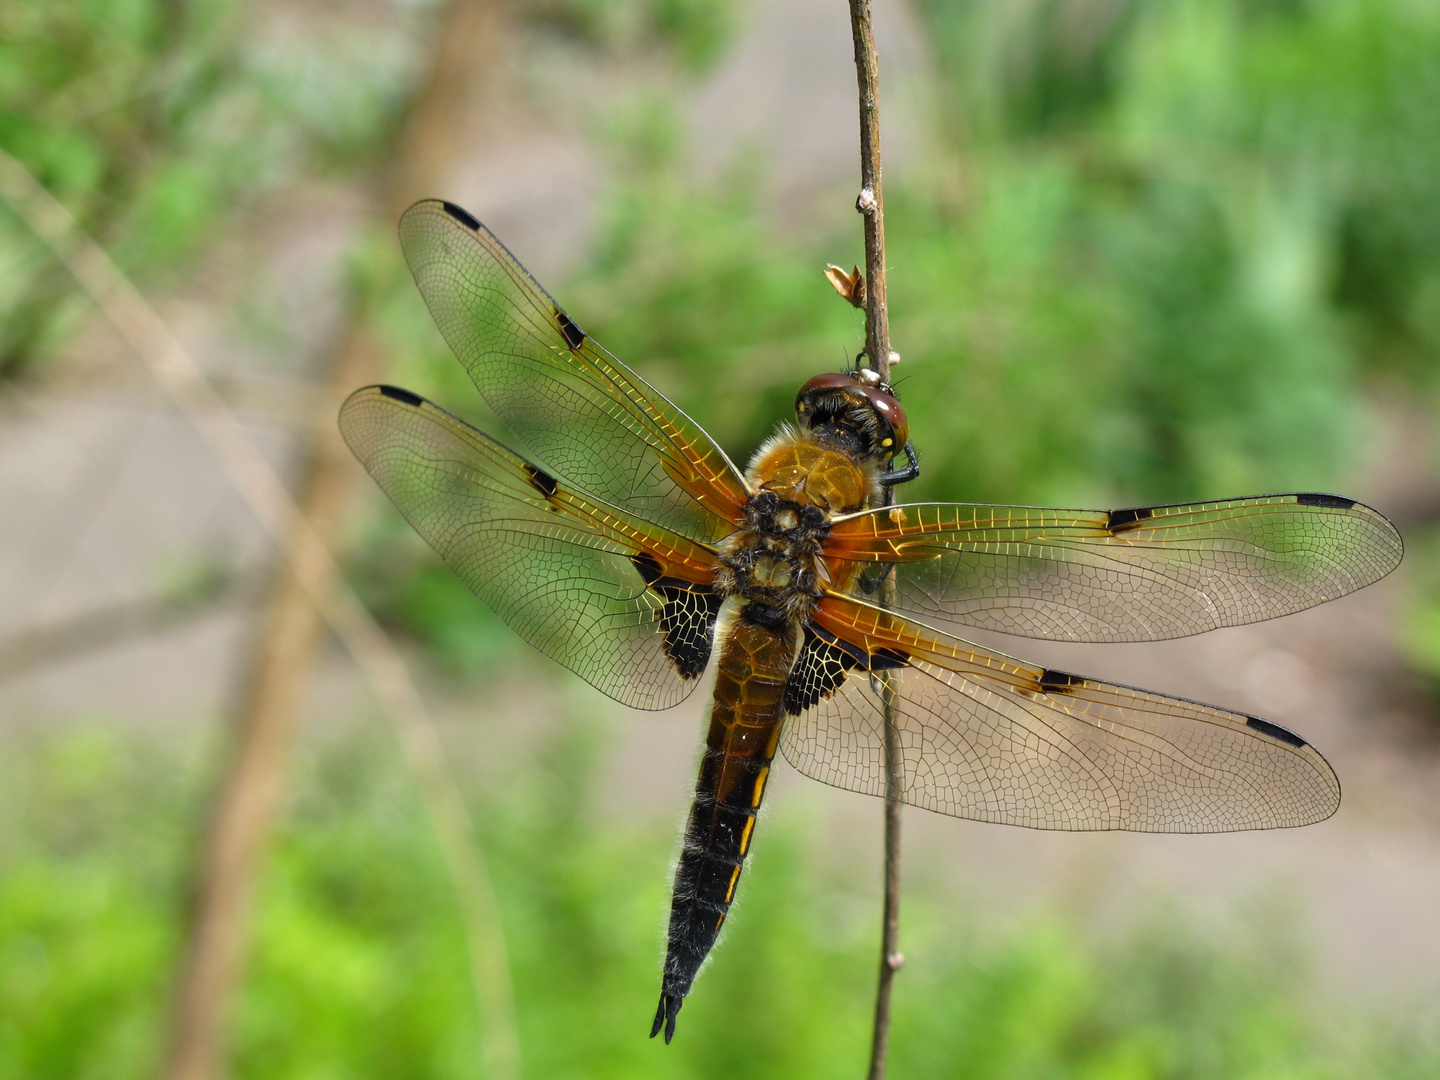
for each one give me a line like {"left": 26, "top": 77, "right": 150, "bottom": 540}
{"left": 652, "top": 605, "right": 795, "bottom": 1043}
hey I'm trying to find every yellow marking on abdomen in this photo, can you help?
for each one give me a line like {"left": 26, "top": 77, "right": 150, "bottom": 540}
{"left": 751, "top": 766, "right": 770, "bottom": 808}
{"left": 739, "top": 814, "right": 756, "bottom": 855}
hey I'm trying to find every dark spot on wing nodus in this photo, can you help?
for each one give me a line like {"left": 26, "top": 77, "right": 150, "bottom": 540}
{"left": 1037, "top": 668, "right": 1083, "bottom": 693}
{"left": 1245, "top": 715, "right": 1308, "bottom": 748}
{"left": 870, "top": 648, "right": 909, "bottom": 670}
{"left": 378, "top": 384, "right": 424, "bottom": 407}
{"left": 441, "top": 201, "right": 482, "bottom": 231}
{"left": 556, "top": 310, "right": 586, "bottom": 350}
{"left": 1107, "top": 506, "right": 1154, "bottom": 533}
{"left": 1295, "top": 493, "right": 1356, "bottom": 510}
{"left": 522, "top": 462, "right": 559, "bottom": 499}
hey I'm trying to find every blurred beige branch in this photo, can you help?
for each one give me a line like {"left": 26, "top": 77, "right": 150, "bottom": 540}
{"left": 0, "top": 142, "right": 519, "bottom": 1080}
{"left": 0, "top": 566, "right": 263, "bottom": 681}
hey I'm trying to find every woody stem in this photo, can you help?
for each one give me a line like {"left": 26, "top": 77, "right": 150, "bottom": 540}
{"left": 848, "top": 2, "right": 903, "bottom": 1079}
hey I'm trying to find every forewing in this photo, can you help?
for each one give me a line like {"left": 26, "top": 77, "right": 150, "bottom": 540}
{"left": 778, "top": 595, "right": 1339, "bottom": 831}
{"left": 340, "top": 385, "right": 723, "bottom": 710}
{"left": 398, "top": 200, "right": 749, "bottom": 544}
{"left": 828, "top": 493, "right": 1402, "bottom": 642}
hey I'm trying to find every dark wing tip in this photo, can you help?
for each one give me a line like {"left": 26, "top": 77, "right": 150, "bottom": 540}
{"left": 651, "top": 992, "right": 681, "bottom": 1043}
{"left": 438, "top": 200, "right": 482, "bottom": 231}
{"left": 1245, "top": 715, "right": 1308, "bottom": 749}
{"left": 377, "top": 384, "right": 425, "bottom": 407}
{"left": 1287, "top": 491, "right": 1405, "bottom": 572}
{"left": 1294, "top": 492, "right": 1355, "bottom": 510}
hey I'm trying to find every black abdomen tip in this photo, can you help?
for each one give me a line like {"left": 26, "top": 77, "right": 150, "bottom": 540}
{"left": 651, "top": 992, "right": 682, "bottom": 1043}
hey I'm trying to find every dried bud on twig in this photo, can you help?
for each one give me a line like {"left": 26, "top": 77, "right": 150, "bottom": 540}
{"left": 824, "top": 263, "right": 867, "bottom": 308}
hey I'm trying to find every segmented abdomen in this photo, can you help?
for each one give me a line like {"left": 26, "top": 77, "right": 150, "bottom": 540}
{"left": 652, "top": 607, "right": 793, "bottom": 1042}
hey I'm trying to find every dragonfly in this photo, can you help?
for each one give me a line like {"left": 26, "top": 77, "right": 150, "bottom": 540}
{"left": 339, "top": 200, "right": 1403, "bottom": 1043}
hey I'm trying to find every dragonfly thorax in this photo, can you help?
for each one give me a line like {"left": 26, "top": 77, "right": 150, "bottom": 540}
{"left": 746, "top": 428, "right": 875, "bottom": 513}
{"left": 715, "top": 428, "right": 881, "bottom": 624}
{"left": 714, "top": 491, "right": 831, "bottom": 625}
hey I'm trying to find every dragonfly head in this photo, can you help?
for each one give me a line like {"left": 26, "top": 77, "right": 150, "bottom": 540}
{"left": 794, "top": 370, "right": 909, "bottom": 464}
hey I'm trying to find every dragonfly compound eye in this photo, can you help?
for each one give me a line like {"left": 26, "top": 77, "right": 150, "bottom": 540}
{"left": 795, "top": 371, "right": 862, "bottom": 417}
{"left": 862, "top": 387, "right": 909, "bottom": 453}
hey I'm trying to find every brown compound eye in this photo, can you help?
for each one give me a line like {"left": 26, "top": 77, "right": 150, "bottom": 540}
{"left": 796, "top": 371, "right": 863, "bottom": 420}
{"left": 795, "top": 371, "right": 861, "bottom": 411}
{"left": 863, "top": 387, "right": 909, "bottom": 452}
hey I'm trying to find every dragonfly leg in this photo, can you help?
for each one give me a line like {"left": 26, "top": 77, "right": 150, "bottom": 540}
{"left": 878, "top": 441, "right": 919, "bottom": 487}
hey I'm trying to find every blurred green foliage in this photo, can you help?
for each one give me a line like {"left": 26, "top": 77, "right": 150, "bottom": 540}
{"left": 1397, "top": 523, "right": 1440, "bottom": 689}
{"left": 3, "top": 720, "right": 1438, "bottom": 1079}
{"left": 530, "top": 0, "right": 740, "bottom": 71}
{"left": 0, "top": 0, "right": 421, "bottom": 377}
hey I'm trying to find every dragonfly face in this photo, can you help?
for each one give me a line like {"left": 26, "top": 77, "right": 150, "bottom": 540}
{"left": 795, "top": 369, "right": 909, "bottom": 464}
{"left": 339, "top": 199, "right": 1404, "bottom": 1044}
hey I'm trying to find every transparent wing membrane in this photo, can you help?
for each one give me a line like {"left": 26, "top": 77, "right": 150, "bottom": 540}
{"left": 398, "top": 200, "right": 750, "bottom": 544}
{"left": 340, "top": 386, "right": 721, "bottom": 710}
{"left": 828, "top": 494, "right": 1402, "bottom": 642}
{"left": 778, "top": 595, "right": 1340, "bottom": 831}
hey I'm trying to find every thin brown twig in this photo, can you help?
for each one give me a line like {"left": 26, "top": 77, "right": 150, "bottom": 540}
{"left": 869, "top": 669, "right": 905, "bottom": 1080}
{"left": 0, "top": 147, "right": 521, "bottom": 1080}
{"left": 848, "top": 2, "right": 904, "bottom": 1078}
{"left": 850, "top": 0, "right": 891, "bottom": 384}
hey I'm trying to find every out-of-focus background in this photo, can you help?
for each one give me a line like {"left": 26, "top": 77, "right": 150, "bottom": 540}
{"left": 4, "top": 0, "right": 1440, "bottom": 1076}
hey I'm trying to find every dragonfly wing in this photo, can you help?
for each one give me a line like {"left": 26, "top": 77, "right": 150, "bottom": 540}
{"left": 777, "top": 595, "right": 1339, "bottom": 831}
{"left": 340, "top": 385, "right": 723, "bottom": 710}
{"left": 829, "top": 494, "right": 1402, "bottom": 642}
{"left": 397, "top": 200, "right": 750, "bottom": 544}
